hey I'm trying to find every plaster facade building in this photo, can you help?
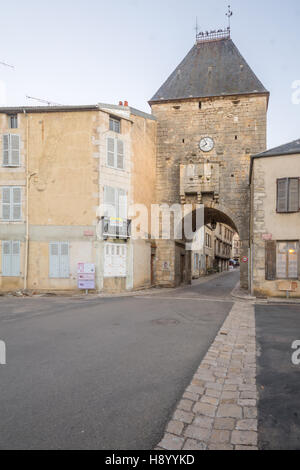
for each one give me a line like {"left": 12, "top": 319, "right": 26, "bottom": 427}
{"left": 192, "top": 222, "right": 235, "bottom": 278}
{"left": 250, "top": 139, "right": 300, "bottom": 298}
{"left": 0, "top": 104, "right": 156, "bottom": 293}
{"left": 149, "top": 30, "right": 269, "bottom": 290}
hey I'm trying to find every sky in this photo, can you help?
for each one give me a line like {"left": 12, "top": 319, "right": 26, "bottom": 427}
{"left": 0, "top": 0, "right": 299, "bottom": 148}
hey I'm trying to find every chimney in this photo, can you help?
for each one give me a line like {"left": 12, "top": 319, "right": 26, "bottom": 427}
{"left": 119, "top": 101, "right": 123, "bottom": 106}
{"left": 124, "top": 100, "right": 129, "bottom": 107}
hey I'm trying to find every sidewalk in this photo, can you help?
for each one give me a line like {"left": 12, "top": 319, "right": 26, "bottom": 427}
{"left": 156, "top": 301, "right": 258, "bottom": 451}
{"left": 231, "top": 283, "right": 300, "bottom": 305}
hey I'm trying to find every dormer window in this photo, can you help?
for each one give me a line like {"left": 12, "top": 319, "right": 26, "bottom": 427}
{"left": 109, "top": 116, "right": 121, "bottom": 134}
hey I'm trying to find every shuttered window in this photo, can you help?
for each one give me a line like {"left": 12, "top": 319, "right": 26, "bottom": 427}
{"left": 106, "top": 137, "right": 124, "bottom": 170}
{"left": 1, "top": 187, "right": 22, "bottom": 221}
{"left": 49, "top": 242, "right": 70, "bottom": 278}
{"left": 2, "top": 134, "right": 20, "bottom": 167}
{"left": 103, "top": 186, "right": 127, "bottom": 219}
{"left": 2, "top": 241, "right": 20, "bottom": 277}
{"left": 104, "top": 243, "right": 127, "bottom": 278}
{"left": 277, "top": 178, "right": 300, "bottom": 213}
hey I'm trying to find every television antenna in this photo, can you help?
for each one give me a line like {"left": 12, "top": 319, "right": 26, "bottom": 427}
{"left": 0, "top": 61, "right": 15, "bottom": 70}
{"left": 26, "top": 95, "right": 63, "bottom": 106}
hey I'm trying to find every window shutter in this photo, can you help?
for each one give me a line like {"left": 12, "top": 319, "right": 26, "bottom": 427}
{"left": 117, "top": 139, "right": 124, "bottom": 169}
{"left": 10, "top": 135, "right": 20, "bottom": 166}
{"left": 3, "top": 134, "right": 9, "bottom": 166}
{"left": 107, "top": 138, "right": 115, "bottom": 167}
{"left": 2, "top": 241, "right": 11, "bottom": 276}
{"left": 277, "top": 178, "right": 288, "bottom": 213}
{"left": 265, "top": 240, "right": 277, "bottom": 280}
{"left": 118, "top": 189, "right": 127, "bottom": 219}
{"left": 104, "top": 186, "right": 116, "bottom": 217}
{"left": 12, "top": 187, "right": 21, "bottom": 220}
{"left": 60, "top": 242, "right": 69, "bottom": 278}
{"left": 288, "top": 178, "right": 299, "bottom": 212}
{"left": 49, "top": 242, "right": 60, "bottom": 278}
{"left": 11, "top": 241, "right": 20, "bottom": 276}
{"left": 2, "top": 187, "right": 11, "bottom": 220}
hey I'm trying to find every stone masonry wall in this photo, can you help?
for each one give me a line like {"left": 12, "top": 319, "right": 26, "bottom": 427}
{"left": 151, "top": 94, "right": 268, "bottom": 289}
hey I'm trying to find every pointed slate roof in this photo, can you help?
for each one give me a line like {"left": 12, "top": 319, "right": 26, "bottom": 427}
{"left": 252, "top": 138, "right": 300, "bottom": 159}
{"left": 149, "top": 38, "right": 268, "bottom": 103}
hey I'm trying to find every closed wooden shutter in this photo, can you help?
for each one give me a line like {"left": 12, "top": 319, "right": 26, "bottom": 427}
{"left": 117, "top": 188, "right": 127, "bottom": 219}
{"left": 277, "top": 178, "right": 288, "bottom": 213}
{"left": 265, "top": 240, "right": 277, "bottom": 280}
{"left": 49, "top": 242, "right": 60, "bottom": 278}
{"left": 11, "top": 241, "right": 20, "bottom": 276}
{"left": 3, "top": 134, "right": 9, "bottom": 166}
{"left": 288, "top": 178, "right": 299, "bottom": 212}
{"left": 12, "top": 187, "right": 21, "bottom": 220}
{"left": 107, "top": 138, "right": 115, "bottom": 167}
{"left": 104, "top": 186, "right": 117, "bottom": 217}
{"left": 117, "top": 139, "right": 124, "bottom": 170}
{"left": 2, "top": 187, "right": 11, "bottom": 220}
{"left": 10, "top": 135, "right": 20, "bottom": 166}
{"left": 2, "top": 241, "right": 11, "bottom": 276}
{"left": 60, "top": 242, "right": 69, "bottom": 278}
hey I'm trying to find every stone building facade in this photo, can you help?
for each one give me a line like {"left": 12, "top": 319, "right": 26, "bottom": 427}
{"left": 0, "top": 104, "right": 156, "bottom": 293}
{"left": 250, "top": 139, "right": 300, "bottom": 298}
{"left": 149, "top": 33, "right": 269, "bottom": 289}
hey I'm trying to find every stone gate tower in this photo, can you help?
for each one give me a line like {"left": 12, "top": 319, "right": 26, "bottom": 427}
{"left": 149, "top": 30, "right": 269, "bottom": 290}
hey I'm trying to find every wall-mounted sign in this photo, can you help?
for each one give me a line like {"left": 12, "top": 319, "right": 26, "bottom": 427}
{"left": 262, "top": 234, "right": 272, "bottom": 241}
{"left": 242, "top": 257, "right": 249, "bottom": 263}
{"left": 162, "top": 261, "right": 170, "bottom": 271}
{"left": 77, "top": 263, "right": 95, "bottom": 290}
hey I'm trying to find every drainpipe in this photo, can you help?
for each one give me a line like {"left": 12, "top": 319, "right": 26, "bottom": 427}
{"left": 23, "top": 110, "right": 36, "bottom": 291}
{"left": 24, "top": 109, "right": 29, "bottom": 291}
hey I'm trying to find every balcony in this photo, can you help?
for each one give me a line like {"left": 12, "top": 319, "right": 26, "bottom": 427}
{"left": 101, "top": 217, "right": 131, "bottom": 239}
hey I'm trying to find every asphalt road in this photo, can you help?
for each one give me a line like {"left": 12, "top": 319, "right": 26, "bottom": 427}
{"left": 0, "top": 271, "right": 238, "bottom": 450}
{"left": 256, "top": 304, "right": 300, "bottom": 450}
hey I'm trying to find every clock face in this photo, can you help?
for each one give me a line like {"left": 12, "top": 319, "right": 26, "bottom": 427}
{"left": 200, "top": 137, "right": 214, "bottom": 152}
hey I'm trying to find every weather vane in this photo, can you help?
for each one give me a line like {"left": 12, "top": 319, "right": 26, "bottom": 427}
{"left": 195, "top": 17, "right": 199, "bottom": 39}
{"left": 226, "top": 5, "right": 233, "bottom": 30}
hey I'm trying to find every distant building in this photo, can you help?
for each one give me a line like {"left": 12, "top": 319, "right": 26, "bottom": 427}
{"left": 231, "top": 233, "right": 240, "bottom": 261}
{"left": 0, "top": 104, "right": 156, "bottom": 293}
{"left": 192, "top": 223, "right": 235, "bottom": 278}
{"left": 213, "top": 223, "right": 234, "bottom": 273}
{"left": 250, "top": 139, "right": 300, "bottom": 298}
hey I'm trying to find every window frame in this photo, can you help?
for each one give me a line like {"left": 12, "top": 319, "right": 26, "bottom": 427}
{"left": 277, "top": 178, "right": 300, "bottom": 213}
{"left": 276, "top": 240, "right": 299, "bottom": 280}
{"left": 109, "top": 116, "right": 121, "bottom": 134}
{"left": 104, "top": 242, "right": 127, "bottom": 278}
{"left": 1, "top": 186, "right": 22, "bottom": 221}
{"left": 1, "top": 240, "right": 21, "bottom": 277}
{"left": 2, "top": 133, "right": 21, "bottom": 167}
{"left": 49, "top": 241, "right": 70, "bottom": 279}
{"left": 9, "top": 115, "right": 18, "bottom": 129}
{"left": 106, "top": 137, "right": 125, "bottom": 170}
{"left": 103, "top": 186, "right": 127, "bottom": 220}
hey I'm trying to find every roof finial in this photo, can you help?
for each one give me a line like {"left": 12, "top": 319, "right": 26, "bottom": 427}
{"left": 226, "top": 5, "right": 233, "bottom": 31}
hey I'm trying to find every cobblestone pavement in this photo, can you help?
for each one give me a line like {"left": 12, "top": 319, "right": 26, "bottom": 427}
{"left": 157, "top": 301, "right": 258, "bottom": 451}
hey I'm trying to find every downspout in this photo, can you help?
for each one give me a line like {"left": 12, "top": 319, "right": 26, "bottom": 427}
{"left": 23, "top": 111, "right": 36, "bottom": 291}
{"left": 24, "top": 109, "right": 29, "bottom": 291}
